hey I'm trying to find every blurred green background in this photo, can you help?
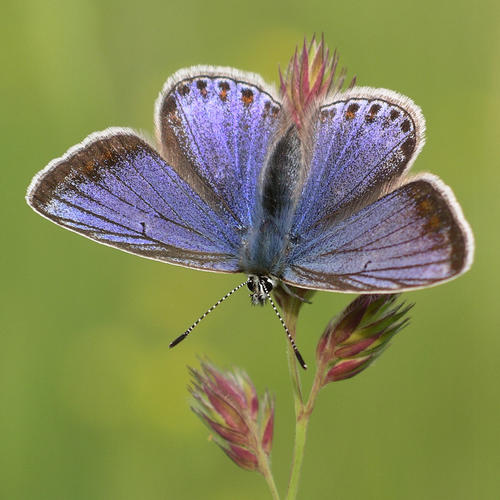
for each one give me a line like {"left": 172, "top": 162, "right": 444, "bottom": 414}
{"left": 1, "top": 0, "right": 499, "bottom": 498}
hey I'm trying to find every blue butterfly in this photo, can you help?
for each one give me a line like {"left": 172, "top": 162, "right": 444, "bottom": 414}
{"left": 26, "top": 40, "right": 474, "bottom": 368}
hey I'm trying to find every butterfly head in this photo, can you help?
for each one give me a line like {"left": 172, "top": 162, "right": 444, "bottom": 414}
{"left": 247, "top": 275, "right": 277, "bottom": 306}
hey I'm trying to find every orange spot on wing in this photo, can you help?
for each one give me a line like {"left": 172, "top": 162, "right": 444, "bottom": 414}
{"left": 241, "top": 88, "right": 254, "bottom": 106}
{"left": 418, "top": 199, "right": 433, "bottom": 213}
{"left": 345, "top": 103, "right": 359, "bottom": 120}
{"left": 219, "top": 81, "right": 229, "bottom": 101}
{"left": 426, "top": 214, "right": 442, "bottom": 231}
{"left": 365, "top": 103, "right": 381, "bottom": 123}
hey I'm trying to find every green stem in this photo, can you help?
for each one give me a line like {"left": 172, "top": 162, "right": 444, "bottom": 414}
{"left": 287, "top": 343, "right": 303, "bottom": 411}
{"left": 286, "top": 358, "right": 325, "bottom": 500}
{"left": 286, "top": 415, "right": 308, "bottom": 500}
{"left": 260, "top": 455, "right": 281, "bottom": 500}
{"left": 304, "top": 366, "right": 324, "bottom": 418}
{"left": 275, "top": 287, "right": 318, "bottom": 500}
{"left": 249, "top": 401, "right": 280, "bottom": 500}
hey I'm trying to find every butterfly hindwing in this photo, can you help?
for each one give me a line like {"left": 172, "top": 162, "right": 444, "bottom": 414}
{"left": 283, "top": 175, "right": 473, "bottom": 292}
{"left": 27, "top": 129, "right": 242, "bottom": 272}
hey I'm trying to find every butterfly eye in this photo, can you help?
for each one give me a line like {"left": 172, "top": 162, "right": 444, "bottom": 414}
{"left": 247, "top": 279, "right": 256, "bottom": 292}
{"left": 262, "top": 278, "right": 274, "bottom": 293}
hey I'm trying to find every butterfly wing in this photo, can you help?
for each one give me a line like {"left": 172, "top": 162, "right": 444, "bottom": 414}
{"left": 155, "top": 66, "right": 282, "bottom": 230}
{"left": 281, "top": 87, "right": 472, "bottom": 291}
{"left": 28, "top": 67, "right": 282, "bottom": 273}
{"left": 291, "top": 87, "right": 425, "bottom": 240}
{"left": 283, "top": 175, "right": 473, "bottom": 292}
{"left": 27, "top": 129, "right": 242, "bottom": 272}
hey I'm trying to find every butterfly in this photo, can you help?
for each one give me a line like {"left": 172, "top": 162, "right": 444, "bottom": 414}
{"left": 26, "top": 39, "right": 473, "bottom": 368}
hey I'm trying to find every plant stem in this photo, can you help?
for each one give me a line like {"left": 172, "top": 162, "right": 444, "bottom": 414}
{"left": 287, "top": 343, "right": 303, "bottom": 411}
{"left": 286, "top": 357, "right": 325, "bottom": 499}
{"left": 260, "top": 455, "right": 281, "bottom": 500}
{"left": 286, "top": 415, "right": 308, "bottom": 500}
{"left": 303, "top": 366, "right": 323, "bottom": 418}
{"left": 249, "top": 401, "right": 281, "bottom": 500}
{"left": 275, "top": 287, "right": 317, "bottom": 500}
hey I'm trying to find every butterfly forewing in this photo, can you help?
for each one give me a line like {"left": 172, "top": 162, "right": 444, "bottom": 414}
{"left": 291, "top": 88, "right": 425, "bottom": 240}
{"left": 27, "top": 129, "right": 242, "bottom": 272}
{"left": 283, "top": 175, "right": 473, "bottom": 292}
{"left": 155, "top": 67, "right": 282, "bottom": 230}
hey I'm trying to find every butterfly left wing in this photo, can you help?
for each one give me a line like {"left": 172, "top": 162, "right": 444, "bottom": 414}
{"left": 27, "top": 129, "right": 243, "bottom": 272}
{"left": 282, "top": 175, "right": 473, "bottom": 292}
{"left": 28, "top": 68, "right": 284, "bottom": 273}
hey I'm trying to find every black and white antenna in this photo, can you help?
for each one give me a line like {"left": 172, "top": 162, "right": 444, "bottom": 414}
{"left": 169, "top": 277, "right": 308, "bottom": 370}
{"left": 265, "top": 290, "right": 307, "bottom": 370}
{"left": 169, "top": 280, "right": 248, "bottom": 348}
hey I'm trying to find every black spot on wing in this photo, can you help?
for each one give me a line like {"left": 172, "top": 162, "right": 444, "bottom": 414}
{"left": 241, "top": 88, "right": 254, "bottom": 106}
{"left": 196, "top": 79, "right": 208, "bottom": 98}
{"left": 365, "top": 103, "right": 381, "bottom": 123}
{"left": 163, "top": 96, "right": 177, "bottom": 114}
{"left": 218, "top": 81, "right": 230, "bottom": 101}
{"left": 178, "top": 84, "right": 190, "bottom": 96}
{"left": 345, "top": 102, "right": 359, "bottom": 120}
{"left": 401, "top": 119, "right": 411, "bottom": 133}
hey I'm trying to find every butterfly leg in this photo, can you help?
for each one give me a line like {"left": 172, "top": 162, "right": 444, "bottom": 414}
{"left": 280, "top": 282, "right": 313, "bottom": 304}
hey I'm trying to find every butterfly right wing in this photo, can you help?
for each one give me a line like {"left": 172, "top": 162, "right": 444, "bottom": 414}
{"left": 282, "top": 86, "right": 473, "bottom": 292}
{"left": 27, "top": 129, "right": 242, "bottom": 272}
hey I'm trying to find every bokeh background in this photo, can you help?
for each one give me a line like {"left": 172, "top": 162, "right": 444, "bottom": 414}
{"left": 2, "top": 0, "right": 499, "bottom": 498}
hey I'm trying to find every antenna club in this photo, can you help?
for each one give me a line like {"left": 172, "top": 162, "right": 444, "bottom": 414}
{"left": 169, "top": 332, "right": 188, "bottom": 348}
{"left": 169, "top": 279, "right": 248, "bottom": 347}
{"left": 264, "top": 285, "right": 308, "bottom": 370}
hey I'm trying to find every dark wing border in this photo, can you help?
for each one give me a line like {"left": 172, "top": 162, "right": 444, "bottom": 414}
{"left": 322, "top": 85, "right": 426, "bottom": 181}
{"left": 282, "top": 173, "right": 474, "bottom": 293}
{"left": 154, "top": 64, "right": 281, "bottom": 142}
{"left": 26, "top": 127, "right": 241, "bottom": 274}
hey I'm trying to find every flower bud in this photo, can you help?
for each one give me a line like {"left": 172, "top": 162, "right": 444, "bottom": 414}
{"left": 189, "top": 361, "right": 275, "bottom": 472}
{"left": 316, "top": 295, "right": 412, "bottom": 385}
{"left": 279, "top": 34, "right": 355, "bottom": 128}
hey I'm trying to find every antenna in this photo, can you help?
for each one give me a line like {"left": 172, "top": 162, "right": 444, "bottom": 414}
{"left": 169, "top": 280, "right": 248, "bottom": 348}
{"left": 265, "top": 291, "right": 308, "bottom": 370}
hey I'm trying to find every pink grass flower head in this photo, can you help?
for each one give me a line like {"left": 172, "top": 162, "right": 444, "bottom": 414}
{"left": 316, "top": 294, "right": 413, "bottom": 385}
{"left": 189, "top": 361, "right": 275, "bottom": 472}
{"left": 279, "top": 34, "right": 355, "bottom": 129}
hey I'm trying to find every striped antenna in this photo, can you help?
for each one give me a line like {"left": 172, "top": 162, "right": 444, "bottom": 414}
{"left": 265, "top": 291, "right": 307, "bottom": 370}
{"left": 169, "top": 280, "right": 248, "bottom": 348}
